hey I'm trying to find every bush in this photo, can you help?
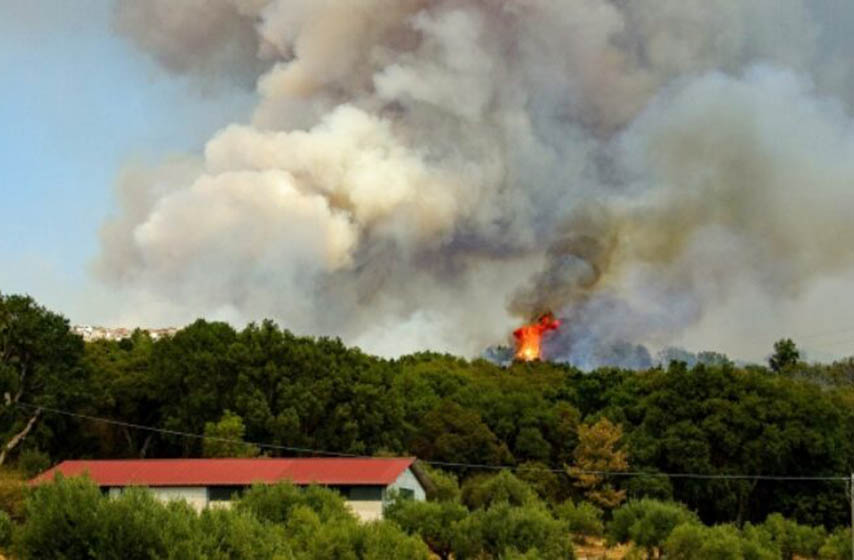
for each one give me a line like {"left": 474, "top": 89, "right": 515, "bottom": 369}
{"left": 762, "top": 512, "right": 826, "bottom": 560}
{"left": 14, "top": 474, "right": 103, "bottom": 559}
{"left": 236, "top": 481, "right": 355, "bottom": 525}
{"left": 194, "top": 508, "right": 292, "bottom": 560}
{"left": 307, "top": 519, "right": 431, "bottom": 560}
{"left": 0, "top": 469, "right": 26, "bottom": 520}
{"left": 96, "top": 486, "right": 181, "bottom": 559}
{"left": 608, "top": 499, "right": 699, "bottom": 558}
{"left": 819, "top": 528, "right": 852, "bottom": 560}
{"left": 418, "top": 465, "right": 461, "bottom": 503}
{"left": 16, "top": 450, "right": 51, "bottom": 479}
{"left": 664, "top": 523, "right": 778, "bottom": 560}
{"left": 0, "top": 511, "right": 12, "bottom": 549}
{"left": 452, "top": 503, "right": 574, "bottom": 560}
{"left": 553, "top": 500, "right": 604, "bottom": 539}
{"left": 461, "top": 470, "right": 538, "bottom": 510}
{"left": 386, "top": 498, "right": 467, "bottom": 560}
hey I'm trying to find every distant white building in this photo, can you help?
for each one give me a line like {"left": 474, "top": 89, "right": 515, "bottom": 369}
{"left": 71, "top": 325, "right": 178, "bottom": 342}
{"left": 32, "top": 457, "right": 427, "bottom": 521}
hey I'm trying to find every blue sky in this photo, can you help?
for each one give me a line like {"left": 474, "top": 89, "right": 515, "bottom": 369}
{"left": 0, "top": 0, "right": 253, "bottom": 322}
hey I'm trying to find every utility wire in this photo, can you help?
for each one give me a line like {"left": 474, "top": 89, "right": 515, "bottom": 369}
{"left": 16, "top": 401, "right": 849, "bottom": 482}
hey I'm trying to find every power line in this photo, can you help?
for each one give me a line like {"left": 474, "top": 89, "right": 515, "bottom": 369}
{"left": 15, "top": 401, "right": 849, "bottom": 482}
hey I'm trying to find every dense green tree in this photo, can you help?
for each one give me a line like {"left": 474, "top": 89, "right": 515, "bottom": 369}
{"left": 306, "top": 518, "right": 431, "bottom": 560}
{"left": 664, "top": 523, "right": 779, "bottom": 560}
{"left": 608, "top": 499, "right": 699, "bottom": 559}
{"left": 83, "top": 330, "right": 160, "bottom": 458}
{"left": 202, "top": 410, "right": 260, "bottom": 458}
{"left": 769, "top": 339, "right": 800, "bottom": 373}
{"left": 451, "top": 502, "right": 574, "bottom": 560}
{"left": 411, "top": 400, "right": 513, "bottom": 467}
{"left": 761, "top": 512, "right": 826, "bottom": 560}
{"left": 417, "top": 465, "right": 460, "bottom": 503}
{"left": 553, "top": 500, "right": 604, "bottom": 540}
{"left": 236, "top": 482, "right": 355, "bottom": 526}
{"left": 460, "top": 470, "right": 538, "bottom": 510}
{"left": 819, "top": 528, "right": 853, "bottom": 559}
{"left": 14, "top": 474, "right": 103, "bottom": 559}
{"left": 385, "top": 498, "right": 467, "bottom": 560}
{"left": 0, "top": 294, "right": 87, "bottom": 464}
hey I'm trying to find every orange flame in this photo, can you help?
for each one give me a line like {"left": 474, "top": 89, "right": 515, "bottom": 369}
{"left": 513, "top": 312, "right": 560, "bottom": 361}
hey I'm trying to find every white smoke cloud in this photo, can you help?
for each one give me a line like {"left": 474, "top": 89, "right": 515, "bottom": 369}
{"left": 98, "top": 0, "right": 854, "bottom": 361}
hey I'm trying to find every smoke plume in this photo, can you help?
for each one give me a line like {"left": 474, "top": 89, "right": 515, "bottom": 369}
{"left": 98, "top": 0, "right": 854, "bottom": 363}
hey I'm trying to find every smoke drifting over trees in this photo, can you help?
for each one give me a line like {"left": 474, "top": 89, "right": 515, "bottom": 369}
{"left": 98, "top": 0, "right": 854, "bottom": 364}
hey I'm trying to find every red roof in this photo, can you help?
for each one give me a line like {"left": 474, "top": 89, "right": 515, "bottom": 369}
{"left": 31, "top": 457, "right": 416, "bottom": 487}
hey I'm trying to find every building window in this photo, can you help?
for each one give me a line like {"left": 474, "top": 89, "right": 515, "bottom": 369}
{"left": 207, "top": 486, "right": 245, "bottom": 501}
{"left": 330, "top": 485, "right": 384, "bottom": 500}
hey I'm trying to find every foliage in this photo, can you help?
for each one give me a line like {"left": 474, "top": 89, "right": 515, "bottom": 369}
{"left": 0, "top": 293, "right": 88, "bottom": 465}
{"left": 14, "top": 473, "right": 103, "bottom": 559}
{"left": 607, "top": 499, "right": 699, "bottom": 558}
{"left": 0, "top": 510, "right": 11, "bottom": 549}
{"left": 769, "top": 339, "right": 800, "bottom": 372}
{"left": 0, "top": 468, "right": 26, "bottom": 520}
{"left": 461, "top": 470, "right": 538, "bottom": 510}
{"left": 819, "top": 528, "right": 853, "bottom": 560}
{"left": 202, "top": 410, "right": 260, "bottom": 458}
{"left": 451, "top": 502, "right": 574, "bottom": 560}
{"left": 16, "top": 449, "right": 51, "bottom": 478}
{"left": 306, "top": 518, "right": 431, "bottom": 560}
{"left": 761, "top": 512, "right": 826, "bottom": 560}
{"left": 411, "top": 400, "right": 513, "bottom": 467}
{"left": 664, "top": 523, "right": 779, "bottom": 560}
{"left": 568, "top": 417, "right": 628, "bottom": 509}
{"left": 236, "top": 481, "right": 355, "bottom": 525}
{"left": 417, "top": 464, "right": 460, "bottom": 503}
{"left": 553, "top": 500, "right": 604, "bottom": 539}
{"left": 385, "top": 498, "right": 467, "bottom": 560}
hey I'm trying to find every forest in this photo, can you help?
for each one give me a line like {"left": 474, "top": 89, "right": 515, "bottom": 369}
{"left": 3, "top": 292, "right": 854, "bottom": 559}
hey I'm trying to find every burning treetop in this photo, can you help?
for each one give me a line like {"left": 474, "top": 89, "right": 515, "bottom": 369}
{"left": 513, "top": 313, "right": 560, "bottom": 362}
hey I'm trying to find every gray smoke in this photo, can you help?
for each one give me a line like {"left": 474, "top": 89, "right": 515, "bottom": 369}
{"left": 97, "top": 0, "right": 854, "bottom": 362}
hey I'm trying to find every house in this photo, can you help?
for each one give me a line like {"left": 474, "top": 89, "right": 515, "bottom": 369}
{"left": 31, "top": 457, "right": 427, "bottom": 521}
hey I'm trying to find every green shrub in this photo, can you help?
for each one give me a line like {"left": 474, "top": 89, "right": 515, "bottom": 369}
{"left": 0, "top": 510, "right": 12, "bottom": 549}
{"left": 386, "top": 498, "right": 467, "bottom": 559}
{"left": 96, "top": 486, "right": 179, "bottom": 559}
{"left": 236, "top": 481, "right": 354, "bottom": 525}
{"left": 418, "top": 465, "right": 461, "bottom": 503}
{"left": 307, "top": 519, "right": 431, "bottom": 560}
{"left": 461, "top": 470, "right": 538, "bottom": 510}
{"left": 16, "top": 450, "right": 51, "bottom": 479}
{"left": 762, "top": 512, "right": 826, "bottom": 560}
{"left": 194, "top": 508, "right": 292, "bottom": 560}
{"left": 14, "top": 474, "right": 103, "bottom": 559}
{"left": 607, "top": 499, "right": 699, "bottom": 558}
{"left": 553, "top": 500, "right": 604, "bottom": 539}
{"left": 452, "top": 503, "right": 574, "bottom": 560}
{"left": 665, "top": 523, "right": 779, "bottom": 560}
{"left": 819, "top": 528, "right": 852, "bottom": 560}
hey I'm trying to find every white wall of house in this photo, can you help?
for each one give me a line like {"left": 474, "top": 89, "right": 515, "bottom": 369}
{"left": 347, "top": 500, "right": 384, "bottom": 521}
{"left": 385, "top": 467, "right": 426, "bottom": 501}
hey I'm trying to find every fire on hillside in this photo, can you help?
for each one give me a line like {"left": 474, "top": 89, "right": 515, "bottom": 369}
{"left": 512, "top": 312, "right": 560, "bottom": 362}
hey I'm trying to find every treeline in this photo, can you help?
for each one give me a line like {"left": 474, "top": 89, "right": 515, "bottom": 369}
{"left": 4, "top": 293, "right": 854, "bottom": 530}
